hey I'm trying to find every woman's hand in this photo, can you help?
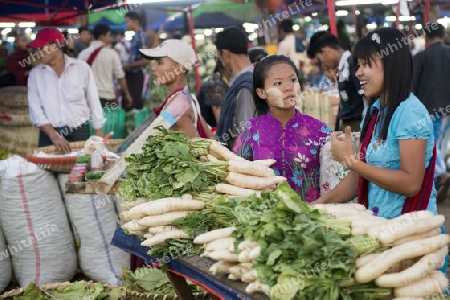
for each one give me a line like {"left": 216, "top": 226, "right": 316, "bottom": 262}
{"left": 331, "top": 126, "right": 355, "bottom": 164}
{"left": 310, "top": 196, "right": 327, "bottom": 205}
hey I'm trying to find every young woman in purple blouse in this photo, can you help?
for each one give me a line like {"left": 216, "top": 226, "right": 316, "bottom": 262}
{"left": 235, "top": 55, "right": 332, "bottom": 202}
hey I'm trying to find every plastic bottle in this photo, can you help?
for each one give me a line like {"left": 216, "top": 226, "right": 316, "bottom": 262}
{"left": 90, "top": 149, "right": 103, "bottom": 172}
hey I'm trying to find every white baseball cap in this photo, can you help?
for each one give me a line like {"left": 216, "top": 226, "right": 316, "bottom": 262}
{"left": 139, "top": 39, "right": 198, "bottom": 70}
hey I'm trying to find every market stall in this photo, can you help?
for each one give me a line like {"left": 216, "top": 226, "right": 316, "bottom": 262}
{"left": 103, "top": 122, "right": 450, "bottom": 300}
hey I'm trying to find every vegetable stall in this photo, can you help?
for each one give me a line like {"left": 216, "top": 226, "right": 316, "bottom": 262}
{"left": 105, "top": 127, "right": 450, "bottom": 300}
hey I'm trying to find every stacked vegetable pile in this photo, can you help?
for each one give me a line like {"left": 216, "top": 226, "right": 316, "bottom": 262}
{"left": 316, "top": 205, "right": 450, "bottom": 299}
{"left": 118, "top": 127, "right": 286, "bottom": 260}
{"left": 202, "top": 182, "right": 449, "bottom": 299}
{"left": 118, "top": 127, "right": 285, "bottom": 201}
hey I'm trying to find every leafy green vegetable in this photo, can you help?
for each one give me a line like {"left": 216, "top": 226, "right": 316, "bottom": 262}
{"left": 85, "top": 171, "right": 106, "bottom": 181}
{"left": 121, "top": 266, "right": 205, "bottom": 295}
{"left": 13, "top": 283, "right": 49, "bottom": 300}
{"left": 76, "top": 156, "right": 91, "bottom": 165}
{"left": 232, "top": 183, "right": 389, "bottom": 300}
{"left": 52, "top": 281, "right": 87, "bottom": 299}
{"left": 119, "top": 127, "right": 226, "bottom": 201}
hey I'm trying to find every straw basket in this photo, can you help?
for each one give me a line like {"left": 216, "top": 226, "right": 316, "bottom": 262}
{"left": 0, "top": 281, "right": 212, "bottom": 300}
{"left": 24, "top": 139, "right": 124, "bottom": 173}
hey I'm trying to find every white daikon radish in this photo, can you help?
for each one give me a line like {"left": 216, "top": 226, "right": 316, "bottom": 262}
{"left": 393, "top": 228, "right": 441, "bottom": 246}
{"left": 225, "top": 172, "right": 286, "bottom": 190}
{"left": 253, "top": 159, "right": 277, "bottom": 167}
{"left": 351, "top": 227, "right": 371, "bottom": 235}
{"left": 229, "top": 265, "right": 250, "bottom": 277}
{"left": 208, "top": 250, "right": 239, "bottom": 262}
{"left": 181, "top": 194, "right": 193, "bottom": 200}
{"left": 368, "top": 215, "right": 445, "bottom": 245}
{"left": 148, "top": 226, "right": 178, "bottom": 235}
{"left": 228, "top": 274, "right": 240, "bottom": 280}
{"left": 355, "top": 253, "right": 379, "bottom": 268}
{"left": 389, "top": 210, "right": 435, "bottom": 223}
{"left": 394, "top": 271, "right": 449, "bottom": 298}
{"left": 249, "top": 246, "right": 261, "bottom": 260}
{"left": 121, "top": 197, "right": 147, "bottom": 211}
{"left": 207, "top": 154, "right": 219, "bottom": 161}
{"left": 215, "top": 184, "right": 261, "bottom": 197}
{"left": 209, "top": 140, "right": 245, "bottom": 161}
{"left": 241, "top": 269, "right": 258, "bottom": 283}
{"left": 351, "top": 218, "right": 387, "bottom": 228}
{"left": 119, "top": 211, "right": 134, "bottom": 222}
{"left": 209, "top": 261, "right": 236, "bottom": 275}
{"left": 227, "top": 160, "right": 275, "bottom": 177}
{"left": 238, "top": 249, "right": 252, "bottom": 263}
{"left": 239, "top": 263, "right": 253, "bottom": 270}
{"left": 311, "top": 203, "right": 370, "bottom": 213}
{"left": 200, "top": 251, "right": 212, "bottom": 258}
{"left": 122, "top": 220, "right": 148, "bottom": 232}
{"left": 137, "top": 211, "right": 190, "bottom": 227}
{"left": 246, "top": 281, "right": 271, "bottom": 296}
{"left": 204, "top": 237, "right": 235, "bottom": 252}
{"left": 193, "top": 227, "right": 236, "bottom": 244}
{"left": 141, "top": 229, "right": 189, "bottom": 247}
{"left": 376, "top": 246, "right": 448, "bottom": 287}
{"left": 238, "top": 240, "right": 259, "bottom": 251}
{"left": 128, "top": 230, "right": 147, "bottom": 237}
{"left": 131, "top": 198, "right": 205, "bottom": 217}
{"left": 355, "top": 234, "right": 450, "bottom": 283}
{"left": 143, "top": 233, "right": 155, "bottom": 239}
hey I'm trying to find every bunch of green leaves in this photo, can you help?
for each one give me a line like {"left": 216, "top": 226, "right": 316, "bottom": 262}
{"left": 119, "top": 127, "right": 226, "bottom": 201}
{"left": 13, "top": 282, "right": 122, "bottom": 300}
{"left": 121, "top": 266, "right": 205, "bottom": 295}
{"left": 233, "top": 182, "right": 389, "bottom": 300}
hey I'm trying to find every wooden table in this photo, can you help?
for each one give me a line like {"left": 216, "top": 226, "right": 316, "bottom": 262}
{"left": 65, "top": 181, "right": 121, "bottom": 194}
{"left": 165, "top": 256, "right": 269, "bottom": 300}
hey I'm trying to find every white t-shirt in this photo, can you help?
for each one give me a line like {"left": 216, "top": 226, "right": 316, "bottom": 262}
{"left": 78, "top": 41, "right": 125, "bottom": 99}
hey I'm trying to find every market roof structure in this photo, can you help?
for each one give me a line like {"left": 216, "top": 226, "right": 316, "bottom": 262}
{"left": 0, "top": 0, "right": 119, "bottom": 25}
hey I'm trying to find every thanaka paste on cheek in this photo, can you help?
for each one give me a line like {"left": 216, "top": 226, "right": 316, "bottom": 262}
{"left": 265, "top": 88, "right": 284, "bottom": 107}
{"left": 294, "top": 83, "right": 301, "bottom": 104}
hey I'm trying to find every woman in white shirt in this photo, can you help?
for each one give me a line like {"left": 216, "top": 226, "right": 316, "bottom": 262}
{"left": 27, "top": 28, "right": 105, "bottom": 153}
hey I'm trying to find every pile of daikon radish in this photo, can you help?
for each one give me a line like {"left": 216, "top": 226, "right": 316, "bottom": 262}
{"left": 193, "top": 227, "right": 271, "bottom": 296}
{"left": 119, "top": 194, "right": 205, "bottom": 246}
{"left": 312, "top": 203, "right": 450, "bottom": 299}
{"left": 207, "top": 140, "right": 286, "bottom": 197}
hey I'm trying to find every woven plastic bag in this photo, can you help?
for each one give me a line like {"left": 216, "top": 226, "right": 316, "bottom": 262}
{"left": 58, "top": 174, "right": 130, "bottom": 286}
{"left": 319, "top": 132, "right": 360, "bottom": 199}
{"left": 0, "top": 226, "right": 12, "bottom": 293}
{"left": 0, "top": 156, "right": 77, "bottom": 287}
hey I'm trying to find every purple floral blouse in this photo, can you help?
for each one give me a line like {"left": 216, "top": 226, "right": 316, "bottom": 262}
{"left": 235, "top": 110, "right": 331, "bottom": 202}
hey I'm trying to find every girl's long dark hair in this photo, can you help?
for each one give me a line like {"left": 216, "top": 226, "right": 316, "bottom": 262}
{"left": 252, "top": 55, "right": 299, "bottom": 116}
{"left": 352, "top": 27, "right": 413, "bottom": 142}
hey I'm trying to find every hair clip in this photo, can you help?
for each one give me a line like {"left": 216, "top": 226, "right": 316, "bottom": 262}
{"left": 371, "top": 33, "right": 381, "bottom": 44}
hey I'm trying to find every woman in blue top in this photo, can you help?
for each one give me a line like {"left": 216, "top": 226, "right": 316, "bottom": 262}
{"left": 313, "top": 26, "right": 448, "bottom": 275}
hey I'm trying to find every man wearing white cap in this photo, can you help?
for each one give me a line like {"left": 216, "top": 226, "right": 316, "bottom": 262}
{"left": 139, "top": 39, "right": 212, "bottom": 138}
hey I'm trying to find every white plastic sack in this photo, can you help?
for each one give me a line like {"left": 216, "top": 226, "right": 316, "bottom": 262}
{"left": 0, "top": 226, "right": 12, "bottom": 293}
{"left": 0, "top": 156, "right": 77, "bottom": 287}
{"left": 57, "top": 174, "right": 129, "bottom": 286}
{"left": 319, "top": 132, "right": 360, "bottom": 199}
{"left": 112, "top": 194, "right": 124, "bottom": 215}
